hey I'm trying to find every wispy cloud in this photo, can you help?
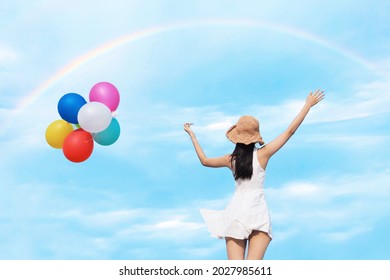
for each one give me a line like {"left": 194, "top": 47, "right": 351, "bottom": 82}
{"left": 126, "top": 77, "right": 390, "bottom": 154}
{"left": 60, "top": 209, "right": 144, "bottom": 227}
{"left": 299, "top": 133, "right": 389, "bottom": 148}
{"left": 0, "top": 45, "right": 18, "bottom": 64}
{"left": 267, "top": 169, "right": 390, "bottom": 243}
{"left": 320, "top": 226, "right": 372, "bottom": 243}
{"left": 248, "top": 80, "right": 390, "bottom": 132}
{"left": 310, "top": 82, "right": 390, "bottom": 123}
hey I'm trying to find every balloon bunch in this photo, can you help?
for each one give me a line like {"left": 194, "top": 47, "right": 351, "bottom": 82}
{"left": 45, "top": 82, "right": 121, "bottom": 163}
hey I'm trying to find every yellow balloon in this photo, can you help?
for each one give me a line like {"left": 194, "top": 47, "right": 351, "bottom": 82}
{"left": 45, "top": 120, "right": 74, "bottom": 149}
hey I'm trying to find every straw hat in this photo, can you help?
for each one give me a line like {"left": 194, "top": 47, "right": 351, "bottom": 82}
{"left": 226, "top": 116, "right": 264, "bottom": 145}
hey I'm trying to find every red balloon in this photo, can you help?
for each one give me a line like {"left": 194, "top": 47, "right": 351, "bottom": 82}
{"left": 62, "top": 128, "right": 94, "bottom": 163}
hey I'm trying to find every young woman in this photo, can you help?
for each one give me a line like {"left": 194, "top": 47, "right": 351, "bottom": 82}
{"left": 184, "top": 90, "right": 324, "bottom": 260}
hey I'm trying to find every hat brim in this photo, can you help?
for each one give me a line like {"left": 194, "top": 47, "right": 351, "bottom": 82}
{"left": 226, "top": 125, "right": 264, "bottom": 145}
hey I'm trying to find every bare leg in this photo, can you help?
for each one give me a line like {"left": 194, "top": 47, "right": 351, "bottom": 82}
{"left": 246, "top": 231, "right": 271, "bottom": 260}
{"left": 225, "top": 237, "right": 247, "bottom": 260}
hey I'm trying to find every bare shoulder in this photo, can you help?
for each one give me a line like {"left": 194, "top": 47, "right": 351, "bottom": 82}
{"left": 256, "top": 146, "right": 270, "bottom": 170}
{"left": 224, "top": 154, "right": 233, "bottom": 169}
{"left": 219, "top": 153, "right": 233, "bottom": 170}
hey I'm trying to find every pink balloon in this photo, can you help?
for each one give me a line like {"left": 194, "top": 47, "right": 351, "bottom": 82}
{"left": 89, "top": 82, "right": 120, "bottom": 112}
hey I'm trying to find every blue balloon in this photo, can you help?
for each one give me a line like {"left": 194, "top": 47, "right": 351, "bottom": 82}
{"left": 57, "top": 93, "right": 87, "bottom": 124}
{"left": 93, "top": 118, "right": 120, "bottom": 146}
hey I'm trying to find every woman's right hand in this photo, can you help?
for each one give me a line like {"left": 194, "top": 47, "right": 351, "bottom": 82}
{"left": 306, "top": 89, "right": 325, "bottom": 107}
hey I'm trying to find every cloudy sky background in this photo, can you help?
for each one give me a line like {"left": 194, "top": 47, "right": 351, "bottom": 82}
{"left": 0, "top": 0, "right": 389, "bottom": 259}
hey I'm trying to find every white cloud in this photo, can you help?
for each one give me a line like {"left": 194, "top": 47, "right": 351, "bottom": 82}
{"left": 249, "top": 81, "right": 390, "bottom": 132}
{"left": 133, "top": 77, "right": 390, "bottom": 155}
{"left": 60, "top": 209, "right": 144, "bottom": 227}
{"left": 0, "top": 180, "right": 217, "bottom": 259}
{"left": 154, "top": 218, "right": 203, "bottom": 230}
{"left": 51, "top": 167, "right": 390, "bottom": 253}
{"left": 0, "top": 45, "right": 18, "bottom": 64}
{"left": 267, "top": 169, "right": 390, "bottom": 243}
{"left": 204, "top": 120, "right": 233, "bottom": 131}
{"left": 300, "top": 133, "right": 389, "bottom": 149}
{"left": 58, "top": 206, "right": 207, "bottom": 243}
{"left": 279, "top": 182, "right": 320, "bottom": 196}
{"left": 320, "top": 226, "right": 372, "bottom": 243}
{"left": 273, "top": 227, "right": 300, "bottom": 242}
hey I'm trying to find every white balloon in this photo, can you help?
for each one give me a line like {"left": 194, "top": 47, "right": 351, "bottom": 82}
{"left": 78, "top": 102, "right": 112, "bottom": 133}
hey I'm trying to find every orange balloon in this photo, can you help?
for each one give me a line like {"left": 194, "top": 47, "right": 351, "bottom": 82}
{"left": 62, "top": 129, "right": 94, "bottom": 163}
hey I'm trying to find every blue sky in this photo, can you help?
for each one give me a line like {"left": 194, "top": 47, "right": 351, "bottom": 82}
{"left": 0, "top": 0, "right": 389, "bottom": 260}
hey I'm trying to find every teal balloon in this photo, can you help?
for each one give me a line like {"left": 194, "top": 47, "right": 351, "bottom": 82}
{"left": 93, "top": 118, "right": 120, "bottom": 146}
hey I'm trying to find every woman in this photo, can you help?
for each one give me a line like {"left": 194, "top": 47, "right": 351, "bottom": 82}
{"left": 184, "top": 90, "right": 324, "bottom": 260}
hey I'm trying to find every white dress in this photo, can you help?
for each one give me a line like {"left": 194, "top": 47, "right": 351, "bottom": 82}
{"left": 200, "top": 147, "right": 273, "bottom": 240}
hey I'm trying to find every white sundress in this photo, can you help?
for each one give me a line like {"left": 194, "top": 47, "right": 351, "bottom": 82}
{"left": 200, "top": 147, "right": 273, "bottom": 240}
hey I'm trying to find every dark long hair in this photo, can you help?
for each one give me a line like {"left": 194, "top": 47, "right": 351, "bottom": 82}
{"left": 231, "top": 143, "right": 255, "bottom": 181}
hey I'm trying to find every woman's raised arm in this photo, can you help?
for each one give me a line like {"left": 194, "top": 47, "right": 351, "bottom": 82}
{"left": 263, "top": 89, "right": 325, "bottom": 158}
{"left": 184, "top": 123, "right": 231, "bottom": 168}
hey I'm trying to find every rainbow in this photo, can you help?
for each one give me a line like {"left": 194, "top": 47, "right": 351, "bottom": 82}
{"left": 14, "top": 18, "right": 385, "bottom": 113}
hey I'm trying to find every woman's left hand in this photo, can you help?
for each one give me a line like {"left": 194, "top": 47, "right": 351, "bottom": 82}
{"left": 183, "top": 123, "right": 194, "bottom": 135}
